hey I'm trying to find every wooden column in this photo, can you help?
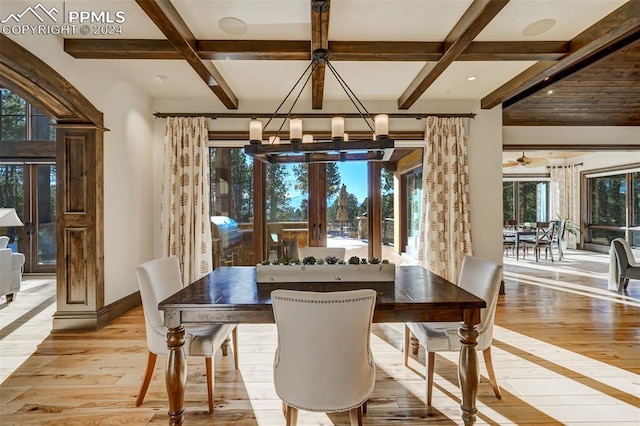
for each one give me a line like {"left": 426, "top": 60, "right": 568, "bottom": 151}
{"left": 52, "top": 123, "right": 105, "bottom": 330}
{"left": 308, "top": 163, "right": 327, "bottom": 247}
{"left": 252, "top": 159, "right": 267, "bottom": 264}
{"left": 367, "top": 162, "right": 382, "bottom": 259}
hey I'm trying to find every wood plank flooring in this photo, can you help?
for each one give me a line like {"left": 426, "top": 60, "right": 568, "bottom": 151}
{"left": 0, "top": 250, "right": 638, "bottom": 425}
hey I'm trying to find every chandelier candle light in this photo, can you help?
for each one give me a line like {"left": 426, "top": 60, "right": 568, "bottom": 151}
{"left": 244, "top": 0, "right": 393, "bottom": 164}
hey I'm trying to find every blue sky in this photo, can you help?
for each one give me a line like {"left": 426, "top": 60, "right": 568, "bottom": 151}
{"left": 286, "top": 161, "right": 368, "bottom": 208}
{"left": 337, "top": 162, "right": 367, "bottom": 203}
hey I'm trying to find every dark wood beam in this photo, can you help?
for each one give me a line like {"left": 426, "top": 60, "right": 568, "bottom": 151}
{"left": 398, "top": 0, "right": 510, "bottom": 110}
{"left": 482, "top": 1, "right": 640, "bottom": 109}
{"left": 311, "top": 0, "right": 330, "bottom": 109}
{"left": 64, "top": 38, "right": 568, "bottom": 61}
{"left": 134, "top": 0, "right": 238, "bottom": 109}
{"left": 0, "top": 141, "right": 56, "bottom": 159}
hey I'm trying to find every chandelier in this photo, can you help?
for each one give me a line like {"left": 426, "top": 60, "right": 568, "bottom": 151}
{"left": 243, "top": 0, "right": 394, "bottom": 164}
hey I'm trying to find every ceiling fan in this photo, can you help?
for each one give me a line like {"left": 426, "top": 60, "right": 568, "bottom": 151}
{"left": 503, "top": 152, "right": 550, "bottom": 168}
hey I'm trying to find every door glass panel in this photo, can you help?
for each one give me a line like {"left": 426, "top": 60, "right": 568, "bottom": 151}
{"left": 0, "top": 164, "right": 25, "bottom": 251}
{"left": 266, "top": 162, "right": 307, "bottom": 261}
{"left": 406, "top": 170, "right": 422, "bottom": 258}
{"left": 36, "top": 165, "right": 56, "bottom": 266}
{"left": 209, "top": 148, "right": 254, "bottom": 268}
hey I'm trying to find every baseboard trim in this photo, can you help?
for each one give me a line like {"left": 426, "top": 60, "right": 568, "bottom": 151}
{"left": 52, "top": 291, "right": 141, "bottom": 331}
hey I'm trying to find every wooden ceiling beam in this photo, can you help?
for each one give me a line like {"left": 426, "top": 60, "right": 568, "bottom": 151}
{"left": 311, "top": 0, "right": 330, "bottom": 110}
{"left": 482, "top": 1, "right": 640, "bottom": 109}
{"left": 398, "top": 0, "right": 510, "bottom": 110}
{"left": 134, "top": 0, "right": 238, "bottom": 109}
{"left": 64, "top": 39, "right": 568, "bottom": 61}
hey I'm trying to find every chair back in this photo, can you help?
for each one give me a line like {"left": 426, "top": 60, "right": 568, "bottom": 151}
{"left": 0, "top": 236, "right": 9, "bottom": 249}
{"left": 135, "top": 256, "right": 184, "bottom": 354}
{"left": 503, "top": 220, "right": 518, "bottom": 230}
{"left": 458, "top": 255, "right": 503, "bottom": 350}
{"left": 271, "top": 289, "right": 377, "bottom": 412}
{"left": 535, "top": 222, "right": 555, "bottom": 243}
{"left": 297, "top": 246, "right": 346, "bottom": 261}
{"left": 612, "top": 238, "right": 632, "bottom": 271}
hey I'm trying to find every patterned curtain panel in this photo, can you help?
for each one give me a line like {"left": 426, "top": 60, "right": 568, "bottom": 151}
{"left": 550, "top": 164, "right": 580, "bottom": 249}
{"left": 417, "top": 116, "right": 472, "bottom": 283}
{"left": 160, "top": 116, "right": 213, "bottom": 284}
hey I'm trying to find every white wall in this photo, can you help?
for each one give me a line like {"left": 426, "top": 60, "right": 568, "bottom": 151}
{"left": 7, "top": 34, "right": 155, "bottom": 304}
{"left": 503, "top": 126, "right": 640, "bottom": 146}
{"left": 468, "top": 104, "right": 503, "bottom": 265}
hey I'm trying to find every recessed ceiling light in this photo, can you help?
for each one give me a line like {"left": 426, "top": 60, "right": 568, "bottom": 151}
{"left": 522, "top": 18, "right": 556, "bottom": 37}
{"left": 467, "top": 76, "right": 477, "bottom": 81}
{"left": 547, "top": 90, "right": 554, "bottom": 95}
{"left": 218, "top": 17, "right": 248, "bottom": 35}
{"left": 154, "top": 75, "right": 168, "bottom": 83}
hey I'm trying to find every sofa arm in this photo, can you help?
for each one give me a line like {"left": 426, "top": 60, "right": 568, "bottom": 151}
{"left": 11, "top": 252, "right": 25, "bottom": 270}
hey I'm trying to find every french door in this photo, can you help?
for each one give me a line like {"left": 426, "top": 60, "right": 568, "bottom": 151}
{"left": 0, "top": 163, "right": 56, "bottom": 273}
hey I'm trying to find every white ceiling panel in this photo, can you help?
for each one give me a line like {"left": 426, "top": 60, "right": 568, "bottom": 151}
{"left": 212, "top": 60, "right": 313, "bottom": 100}
{"left": 328, "top": 0, "right": 474, "bottom": 41}
{"left": 102, "top": 60, "right": 211, "bottom": 99}
{"left": 173, "top": 0, "right": 311, "bottom": 39}
{"left": 477, "top": 0, "right": 629, "bottom": 41}
{"left": 424, "top": 61, "right": 537, "bottom": 99}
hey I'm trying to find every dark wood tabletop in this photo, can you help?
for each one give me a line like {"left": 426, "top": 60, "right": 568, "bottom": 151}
{"left": 159, "top": 265, "right": 486, "bottom": 324}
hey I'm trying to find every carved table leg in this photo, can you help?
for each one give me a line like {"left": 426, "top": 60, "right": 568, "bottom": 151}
{"left": 166, "top": 326, "right": 187, "bottom": 426}
{"left": 221, "top": 336, "right": 230, "bottom": 356}
{"left": 410, "top": 335, "right": 420, "bottom": 355}
{"left": 458, "top": 321, "right": 480, "bottom": 425}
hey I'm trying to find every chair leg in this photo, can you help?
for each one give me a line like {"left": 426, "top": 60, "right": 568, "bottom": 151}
{"left": 618, "top": 277, "right": 626, "bottom": 294}
{"left": 135, "top": 351, "right": 157, "bottom": 407}
{"left": 482, "top": 347, "right": 502, "bottom": 399}
{"left": 205, "top": 357, "right": 214, "bottom": 413}
{"left": 285, "top": 405, "right": 298, "bottom": 426}
{"left": 403, "top": 325, "right": 410, "bottom": 366}
{"left": 426, "top": 352, "right": 435, "bottom": 406}
{"left": 349, "top": 406, "right": 363, "bottom": 426}
{"left": 232, "top": 326, "right": 239, "bottom": 369}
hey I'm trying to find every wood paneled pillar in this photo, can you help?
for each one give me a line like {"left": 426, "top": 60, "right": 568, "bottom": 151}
{"left": 308, "top": 163, "right": 327, "bottom": 247}
{"left": 368, "top": 162, "right": 382, "bottom": 259}
{"left": 52, "top": 123, "right": 105, "bottom": 331}
{"left": 252, "top": 159, "right": 267, "bottom": 264}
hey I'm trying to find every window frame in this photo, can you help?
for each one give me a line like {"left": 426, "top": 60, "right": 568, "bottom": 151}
{"left": 584, "top": 165, "right": 640, "bottom": 248}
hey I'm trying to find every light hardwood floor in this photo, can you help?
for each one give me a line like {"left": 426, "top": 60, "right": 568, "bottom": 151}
{"left": 0, "top": 250, "right": 638, "bottom": 425}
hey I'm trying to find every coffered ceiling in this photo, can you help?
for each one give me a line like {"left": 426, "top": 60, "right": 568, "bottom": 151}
{"left": 6, "top": 0, "right": 638, "bottom": 125}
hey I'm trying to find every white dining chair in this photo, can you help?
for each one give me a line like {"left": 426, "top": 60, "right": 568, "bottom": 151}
{"left": 404, "top": 255, "right": 503, "bottom": 406}
{"left": 271, "top": 289, "right": 377, "bottom": 426}
{"left": 135, "top": 256, "right": 238, "bottom": 413}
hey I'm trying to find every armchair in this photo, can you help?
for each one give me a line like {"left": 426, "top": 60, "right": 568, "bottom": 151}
{"left": 609, "top": 238, "right": 640, "bottom": 294}
{"left": 0, "top": 247, "right": 25, "bottom": 302}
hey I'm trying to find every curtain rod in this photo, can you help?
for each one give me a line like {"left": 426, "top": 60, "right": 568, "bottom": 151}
{"left": 153, "top": 112, "right": 475, "bottom": 119}
{"left": 547, "top": 163, "right": 584, "bottom": 169}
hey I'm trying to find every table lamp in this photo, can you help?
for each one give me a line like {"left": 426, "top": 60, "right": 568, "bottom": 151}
{"left": 0, "top": 208, "right": 24, "bottom": 227}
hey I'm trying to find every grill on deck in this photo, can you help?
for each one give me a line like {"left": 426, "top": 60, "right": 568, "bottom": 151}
{"left": 211, "top": 216, "right": 251, "bottom": 267}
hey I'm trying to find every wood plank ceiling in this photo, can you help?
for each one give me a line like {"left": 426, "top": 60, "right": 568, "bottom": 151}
{"left": 61, "top": 0, "right": 640, "bottom": 126}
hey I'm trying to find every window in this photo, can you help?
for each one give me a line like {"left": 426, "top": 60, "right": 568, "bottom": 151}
{"left": 586, "top": 170, "right": 640, "bottom": 247}
{"left": 0, "top": 88, "right": 54, "bottom": 142}
{"left": 503, "top": 180, "right": 549, "bottom": 223}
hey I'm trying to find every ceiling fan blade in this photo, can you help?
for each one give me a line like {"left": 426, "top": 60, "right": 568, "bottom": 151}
{"left": 524, "top": 157, "right": 550, "bottom": 168}
{"left": 503, "top": 161, "right": 519, "bottom": 168}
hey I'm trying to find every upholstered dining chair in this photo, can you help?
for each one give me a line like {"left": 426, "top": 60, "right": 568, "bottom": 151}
{"left": 271, "top": 289, "right": 377, "bottom": 426}
{"left": 502, "top": 220, "right": 518, "bottom": 257}
{"left": 610, "top": 238, "right": 640, "bottom": 294}
{"left": 135, "top": 256, "right": 238, "bottom": 413}
{"left": 404, "top": 255, "right": 503, "bottom": 406}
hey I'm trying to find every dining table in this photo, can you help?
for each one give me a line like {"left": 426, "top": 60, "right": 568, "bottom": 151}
{"left": 158, "top": 265, "right": 487, "bottom": 425}
{"left": 503, "top": 228, "right": 536, "bottom": 260}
